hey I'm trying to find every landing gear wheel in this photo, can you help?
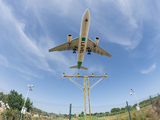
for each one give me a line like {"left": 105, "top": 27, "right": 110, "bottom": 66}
{"left": 87, "top": 49, "right": 91, "bottom": 55}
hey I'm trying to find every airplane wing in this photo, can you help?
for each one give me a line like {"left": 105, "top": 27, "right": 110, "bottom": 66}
{"left": 49, "top": 37, "right": 79, "bottom": 52}
{"left": 86, "top": 38, "right": 112, "bottom": 57}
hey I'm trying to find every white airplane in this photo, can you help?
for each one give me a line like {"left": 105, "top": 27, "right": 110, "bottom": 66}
{"left": 49, "top": 9, "right": 111, "bottom": 70}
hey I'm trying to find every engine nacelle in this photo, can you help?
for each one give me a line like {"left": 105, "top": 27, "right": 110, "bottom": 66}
{"left": 94, "top": 37, "right": 99, "bottom": 45}
{"left": 68, "top": 34, "right": 72, "bottom": 43}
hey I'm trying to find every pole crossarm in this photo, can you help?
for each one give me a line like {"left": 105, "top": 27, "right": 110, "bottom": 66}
{"left": 90, "top": 77, "right": 104, "bottom": 90}
{"left": 67, "top": 77, "right": 83, "bottom": 91}
{"left": 63, "top": 76, "right": 108, "bottom": 78}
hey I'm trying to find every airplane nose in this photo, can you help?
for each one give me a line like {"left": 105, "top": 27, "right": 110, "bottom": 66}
{"left": 84, "top": 9, "right": 89, "bottom": 19}
{"left": 85, "top": 9, "right": 89, "bottom": 15}
{"left": 82, "top": 9, "right": 90, "bottom": 22}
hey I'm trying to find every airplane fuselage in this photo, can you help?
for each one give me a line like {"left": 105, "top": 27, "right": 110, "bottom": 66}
{"left": 77, "top": 9, "right": 90, "bottom": 69}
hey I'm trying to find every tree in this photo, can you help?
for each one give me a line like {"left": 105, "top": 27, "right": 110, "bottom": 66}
{"left": 120, "top": 107, "right": 125, "bottom": 112}
{"left": 79, "top": 111, "right": 84, "bottom": 117}
{"left": 99, "top": 112, "right": 104, "bottom": 117}
{"left": 132, "top": 103, "right": 137, "bottom": 110}
{"left": 111, "top": 108, "right": 120, "bottom": 113}
{"left": 94, "top": 112, "right": 98, "bottom": 116}
{"left": 0, "top": 92, "right": 8, "bottom": 109}
{"left": 71, "top": 114, "right": 76, "bottom": 117}
{"left": 121, "top": 107, "right": 125, "bottom": 111}
{"left": 81, "top": 111, "right": 84, "bottom": 115}
{"left": 125, "top": 105, "right": 132, "bottom": 111}
{"left": 7, "top": 90, "right": 33, "bottom": 112}
{"left": 7, "top": 90, "right": 23, "bottom": 110}
{"left": 105, "top": 112, "right": 109, "bottom": 116}
{"left": 0, "top": 92, "right": 8, "bottom": 103}
{"left": 25, "top": 98, "right": 33, "bottom": 112}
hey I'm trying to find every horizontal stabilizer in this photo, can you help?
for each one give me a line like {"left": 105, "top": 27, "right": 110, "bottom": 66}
{"left": 70, "top": 66, "right": 88, "bottom": 70}
{"left": 70, "top": 66, "right": 78, "bottom": 69}
{"left": 80, "top": 66, "right": 88, "bottom": 70}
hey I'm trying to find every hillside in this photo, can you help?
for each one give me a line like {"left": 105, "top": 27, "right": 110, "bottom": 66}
{"left": 1, "top": 90, "right": 160, "bottom": 119}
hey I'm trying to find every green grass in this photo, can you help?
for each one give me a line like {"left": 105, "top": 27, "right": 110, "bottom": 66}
{"left": 76, "top": 104, "right": 159, "bottom": 120}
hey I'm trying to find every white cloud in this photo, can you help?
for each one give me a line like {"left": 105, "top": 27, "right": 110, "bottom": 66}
{"left": 0, "top": 0, "right": 77, "bottom": 77}
{"left": 24, "top": 0, "right": 84, "bottom": 18}
{"left": 23, "top": 0, "right": 160, "bottom": 52}
{"left": 22, "top": 0, "right": 143, "bottom": 50}
{"left": 0, "top": 0, "right": 42, "bottom": 57}
{"left": 116, "top": 0, "right": 138, "bottom": 28}
{"left": 0, "top": 54, "right": 8, "bottom": 67}
{"left": 148, "top": 34, "right": 160, "bottom": 58}
{"left": 140, "top": 63, "right": 157, "bottom": 74}
{"left": 97, "top": 0, "right": 143, "bottom": 50}
{"left": 99, "top": 26, "right": 142, "bottom": 50}
{"left": 10, "top": 64, "right": 42, "bottom": 78}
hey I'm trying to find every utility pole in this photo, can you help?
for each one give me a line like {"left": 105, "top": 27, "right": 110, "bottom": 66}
{"left": 20, "top": 85, "right": 34, "bottom": 120}
{"left": 63, "top": 73, "right": 108, "bottom": 120}
{"left": 130, "top": 88, "right": 141, "bottom": 113}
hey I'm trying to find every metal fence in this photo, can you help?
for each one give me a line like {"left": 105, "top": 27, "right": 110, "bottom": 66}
{"left": 0, "top": 87, "right": 160, "bottom": 120}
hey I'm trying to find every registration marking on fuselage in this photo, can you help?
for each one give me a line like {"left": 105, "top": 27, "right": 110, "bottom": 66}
{"left": 80, "top": 37, "right": 85, "bottom": 53}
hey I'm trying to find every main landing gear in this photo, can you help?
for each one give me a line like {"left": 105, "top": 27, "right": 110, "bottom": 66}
{"left": 73, "top": 49, "right": 76, "bottom": 53}
{"left": 87, "top": 49, "right": 91, "bottom": 55}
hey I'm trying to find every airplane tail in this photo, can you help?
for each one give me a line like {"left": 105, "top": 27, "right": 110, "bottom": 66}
{"left": 70, "top": 66, "right": 88, "bottom": 70}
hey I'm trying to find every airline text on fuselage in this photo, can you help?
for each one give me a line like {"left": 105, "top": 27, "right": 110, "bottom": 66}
{"left": 80, "top": 42, "right": 85, "bottom": 53}
{"left": 80, "top": 38, "right": 85, "bottom": 53}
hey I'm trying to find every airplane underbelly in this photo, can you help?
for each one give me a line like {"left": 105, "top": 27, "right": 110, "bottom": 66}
{"left": 78, "top": 54, "right": 85, "bottom": 62}
{"left": 78, "top": 36, "right": 87, "bottom": 62}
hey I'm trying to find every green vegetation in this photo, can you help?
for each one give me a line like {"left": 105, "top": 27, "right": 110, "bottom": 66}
{"left": 7, "top": 90, "right": 33, "bottom": 112}
{"left": 0, "top": 90, "right": 33, "bottom": 119}
{"left": 0, "top": 90, "right": 160, "bottom": 119}
{"left": 0, "top": 92, "right": 8, "bottom": 104}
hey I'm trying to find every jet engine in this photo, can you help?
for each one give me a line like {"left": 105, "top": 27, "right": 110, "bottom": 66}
{"left": 68, "top": 34, "right": 72, "bottom": 43}
{"left": 94, "top": 37, "right": 99, "bottom": 45}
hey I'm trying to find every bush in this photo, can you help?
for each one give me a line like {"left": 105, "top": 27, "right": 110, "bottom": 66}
{"left": 1, "top": 109, "right": 32, "bottom": 120}
{"left": 1, "top": 109, "right": 20, "bottom": 120}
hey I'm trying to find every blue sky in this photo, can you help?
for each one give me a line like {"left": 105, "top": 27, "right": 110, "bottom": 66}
{"left": 0, "top": 0, "right": 160, "bottom": 114}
